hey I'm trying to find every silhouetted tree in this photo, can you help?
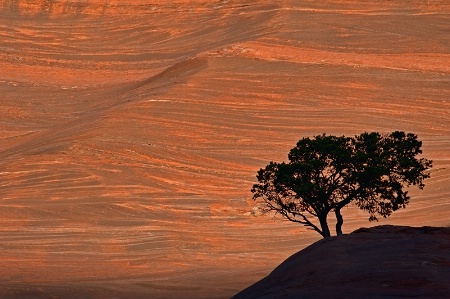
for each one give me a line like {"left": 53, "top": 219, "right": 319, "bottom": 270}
{"left": 251, "top": 131, "right": 432, "bottom": 238}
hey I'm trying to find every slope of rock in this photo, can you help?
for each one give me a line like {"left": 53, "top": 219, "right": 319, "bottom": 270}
{"left": 233, "top": 225, "right": 450, "bottom": 299}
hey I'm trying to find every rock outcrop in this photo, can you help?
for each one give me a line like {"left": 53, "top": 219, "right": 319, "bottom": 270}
{"left": 233, "top": 225, "right": 450, "bottom": 299}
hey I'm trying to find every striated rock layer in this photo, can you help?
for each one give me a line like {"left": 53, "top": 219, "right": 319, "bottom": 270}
{"left": 0, "top": 0, "right": 449, "bottom": 298}
{"left": 232, "top": 225, "right": 450, "bottom": 299}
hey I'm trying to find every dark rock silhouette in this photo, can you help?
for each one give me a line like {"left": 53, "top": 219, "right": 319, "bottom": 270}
{"left": 233, "top": 225, "right": 450, "bottom": 299}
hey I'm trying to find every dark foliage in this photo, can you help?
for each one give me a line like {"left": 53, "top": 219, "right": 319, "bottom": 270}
{"left": 251, "top": 131, "right": 432, "bottom": 238}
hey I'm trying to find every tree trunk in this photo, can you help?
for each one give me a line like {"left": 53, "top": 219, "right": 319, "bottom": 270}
{"left": 335, "top": 207, "right": 344, "bottom": 236}
{"left": 318, "top": 215, "right": 331, "bottom": 238}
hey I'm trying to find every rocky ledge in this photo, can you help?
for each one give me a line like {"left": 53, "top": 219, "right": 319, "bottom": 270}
{"left": 232, "top": 225, "right": 450, "bottom": 299}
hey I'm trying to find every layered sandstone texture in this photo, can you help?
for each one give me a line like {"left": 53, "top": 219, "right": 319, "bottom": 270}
{"left": 0, "top": 0, "right": 449, "bottom": 298}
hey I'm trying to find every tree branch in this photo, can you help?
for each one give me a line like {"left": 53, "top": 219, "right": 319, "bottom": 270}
{"left": 290, "top": 211, "right": 324, "bottom": 236}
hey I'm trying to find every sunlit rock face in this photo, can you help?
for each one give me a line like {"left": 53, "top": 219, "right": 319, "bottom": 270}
{"left": 0, "top": 1, "right": 449, "bottom": 298}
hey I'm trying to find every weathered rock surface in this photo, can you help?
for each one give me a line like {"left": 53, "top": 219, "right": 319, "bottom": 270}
{"left": 233, "top": 225, "right": 450, "bottom": 299}
{"left": 0, "top": 0, "right": 449, "bottom": 298}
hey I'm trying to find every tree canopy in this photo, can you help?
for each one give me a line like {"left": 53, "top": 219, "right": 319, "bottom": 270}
{"left": 251, "top": 131, "right": 433, "bottom": 238}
